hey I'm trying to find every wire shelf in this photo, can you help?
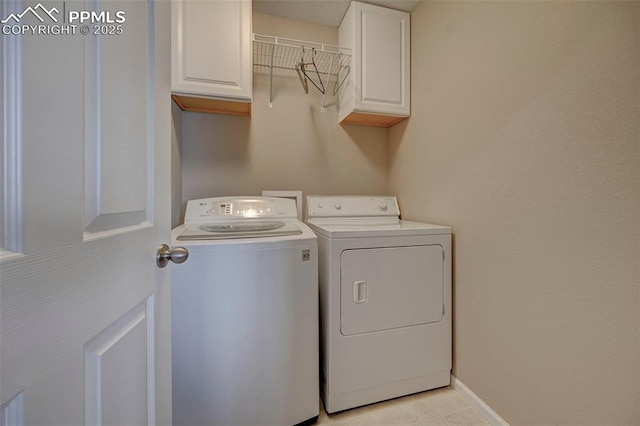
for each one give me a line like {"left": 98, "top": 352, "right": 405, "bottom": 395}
{"left": 252, "top": 34, "right": 352, "bottom": 110}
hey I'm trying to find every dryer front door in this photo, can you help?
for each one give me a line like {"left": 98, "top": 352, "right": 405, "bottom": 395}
{"left": 340, "top": 245, "right": 445, "bottom": 336}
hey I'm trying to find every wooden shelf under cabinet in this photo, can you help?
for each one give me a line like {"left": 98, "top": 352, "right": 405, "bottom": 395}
{"left": 171, "top": 94, "right": 251, "bottom": 117}
{"left": 340, "top": 111, "right": 408, "bottom": 128}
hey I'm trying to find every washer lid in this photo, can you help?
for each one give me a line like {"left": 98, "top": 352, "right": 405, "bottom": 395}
{"left": 306, "top": 217, "right": 450, "bottom": 238}
{"left": 176, "top": 220, "right": 302, "bottom": 240}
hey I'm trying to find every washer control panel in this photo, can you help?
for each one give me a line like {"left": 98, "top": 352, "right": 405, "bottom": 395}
{"left": 307, "top": 196, "right": 400, "bottom": 218}
{"left": 184, "top": 197, "right": 297, "bottom": 224}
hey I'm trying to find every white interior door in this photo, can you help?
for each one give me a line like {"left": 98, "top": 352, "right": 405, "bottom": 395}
{"left": 0, "top": 0, "right": 172, "bottom": 424}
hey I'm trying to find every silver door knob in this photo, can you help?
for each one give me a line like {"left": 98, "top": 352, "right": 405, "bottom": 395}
{"left": 156, "top": 244, "right": 189, "bottom": 268}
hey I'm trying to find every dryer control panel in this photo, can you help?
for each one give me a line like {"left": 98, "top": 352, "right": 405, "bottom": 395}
{"left": 307, "top": 196, "right": 400, "bottom": 218}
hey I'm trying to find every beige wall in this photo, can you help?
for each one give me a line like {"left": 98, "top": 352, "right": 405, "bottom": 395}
{"left": 175, "top": 13, "right": 388, "bottom": 224}
{"left": 389, "top": 1, "right": 640, "bottom": 424}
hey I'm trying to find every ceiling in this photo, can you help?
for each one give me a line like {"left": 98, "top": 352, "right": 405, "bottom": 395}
{"left": 253, "top": 0, "right": 420, "bottom": 27}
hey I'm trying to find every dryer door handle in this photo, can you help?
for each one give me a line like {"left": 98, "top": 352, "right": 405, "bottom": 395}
{"left": 353, "top": 280, "right": 368, "bottom": 303}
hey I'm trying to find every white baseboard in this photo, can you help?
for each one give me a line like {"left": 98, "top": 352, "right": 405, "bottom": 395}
{"left": 450, "top": 375, "right": 509, "bottom": 426}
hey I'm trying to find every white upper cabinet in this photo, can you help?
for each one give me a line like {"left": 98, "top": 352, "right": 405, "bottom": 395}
{"left": 171, "top": 0, "right": 252, "bottom": 115}
{"left": 339, "top": 1, "right": 410, "bottom": 127}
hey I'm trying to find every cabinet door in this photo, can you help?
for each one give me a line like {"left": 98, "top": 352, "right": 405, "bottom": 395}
{"left": 356, "top": 3, "right": 410, "bottom": 115}
{"left": 171, "top": 0, "right": 252, "bottom": 101}
{"left": 339, "top": 1, "right": 410, "bottom": 126}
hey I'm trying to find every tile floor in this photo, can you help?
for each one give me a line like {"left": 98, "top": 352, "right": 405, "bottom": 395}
{"left": 316, "top": 386, "right": 491, "bottom": 425}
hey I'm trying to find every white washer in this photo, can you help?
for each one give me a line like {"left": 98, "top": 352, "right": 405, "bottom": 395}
{"left": 306, "top": 195, "right": 452, "bottom": 413}
{"left": 172, "top": 196, "right": 319, "bottom": 426}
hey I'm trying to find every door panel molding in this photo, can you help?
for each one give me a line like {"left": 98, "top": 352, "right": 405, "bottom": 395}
{"left": 1, "top": 0, "right": 24, "bottom": 254}
{"left": 84, "top": 297, "right": 156, "bottom": 426}
{"left": 83, "top": 0, "right": 154, "bottom": 238}
{"left": 1, "top": 391, "right": 25, "bottom": 426}
{"left": 83, "top": 20, "right": 102, "bottom": 231}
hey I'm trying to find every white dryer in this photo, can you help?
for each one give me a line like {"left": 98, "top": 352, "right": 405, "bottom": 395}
{"left": 306, "top": 195, "right": 452, "bottom": 413}
{"left": 172, "top": 197, "right": 318, "bottom": 426}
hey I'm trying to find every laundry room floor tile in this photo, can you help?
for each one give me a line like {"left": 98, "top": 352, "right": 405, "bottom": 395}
{"left": 317, "top": 386, "right": 490, "bottom": 425}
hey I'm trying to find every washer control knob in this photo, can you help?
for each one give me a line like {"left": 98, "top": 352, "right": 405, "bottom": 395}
{"left": 377, "top": 201, "right": 388, "bottom": 211}
{"left": 334, "top": 203, "right": 342, "bottom": 210}
{"left": 317, "top": 204, "right": 323, "bottom": 209}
